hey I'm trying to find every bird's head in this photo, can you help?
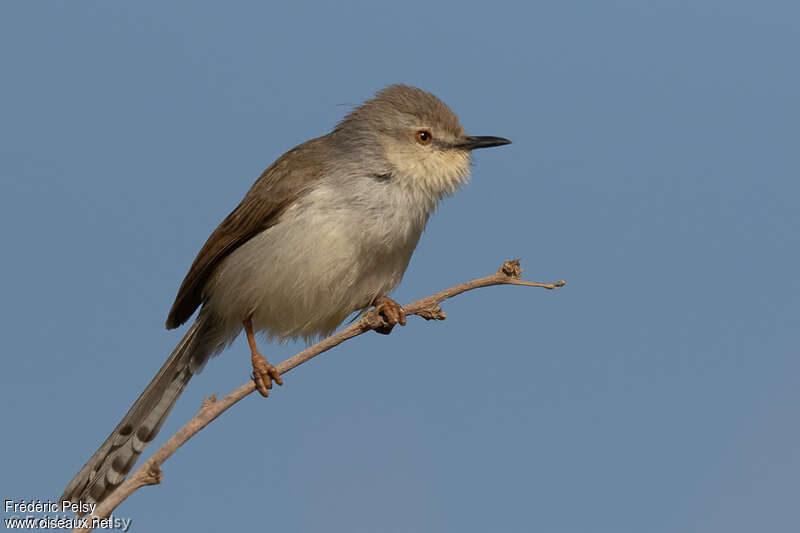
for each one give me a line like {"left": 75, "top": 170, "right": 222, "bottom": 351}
{"left": 333, "top": 84, "right": 511, "bottom": 198}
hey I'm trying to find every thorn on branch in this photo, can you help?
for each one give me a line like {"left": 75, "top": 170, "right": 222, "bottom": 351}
{"left": 500, "top": 259, "right": 522, "bottom": 279}
{"left": 201, "top": 394, "right": 218, "bottom": 410}
{"left": 143, "top": 463, "right": 163, "bottom": 487}
{"left": 416, "top": 304, "right": 446, "bottom": 321}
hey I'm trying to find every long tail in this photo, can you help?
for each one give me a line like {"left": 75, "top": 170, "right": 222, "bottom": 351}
{"left": 60, "top": 316, "right": 217, "bottom": 507}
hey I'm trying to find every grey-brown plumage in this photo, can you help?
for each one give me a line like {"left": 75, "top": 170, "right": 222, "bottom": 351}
{"left": 60, "top": 84, "right": 510, "bottom": 508}
{"left": 61, "top": 137, "right": 330, "bottom": 509}
{"left": 166, "top": 138, "right": 327, "bottom": 329}
{"left": 60, "top": 320, "right": 209, "bottom": 506}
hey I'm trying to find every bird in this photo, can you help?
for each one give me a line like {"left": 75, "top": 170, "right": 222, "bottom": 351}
{"left": 60, "top": 84, "right": 511, "bottom": 507}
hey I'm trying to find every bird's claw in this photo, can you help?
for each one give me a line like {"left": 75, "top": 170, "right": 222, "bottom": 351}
{"left": 374, "top": 296, "right": 407, "bottom": 335}
{"left": 251, "top": 351, "right": 283, "bottom": 397}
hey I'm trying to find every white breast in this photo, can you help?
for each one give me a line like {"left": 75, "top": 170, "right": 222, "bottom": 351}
{"left": 202, "top": 178, "right": 432, "bottom": 343}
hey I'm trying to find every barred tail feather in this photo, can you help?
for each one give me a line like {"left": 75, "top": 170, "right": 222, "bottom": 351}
{"left": 60, "top": 316, "right": 216, "bottom": 508}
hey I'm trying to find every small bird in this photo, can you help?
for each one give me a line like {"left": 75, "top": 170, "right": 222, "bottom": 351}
{"left": 61, "top": 84, "right": 511, "bottom": 506}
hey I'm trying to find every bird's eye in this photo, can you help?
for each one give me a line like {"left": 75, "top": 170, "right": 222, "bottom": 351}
{"left": 416, "top": 130, "right": 433, "bottom": 145}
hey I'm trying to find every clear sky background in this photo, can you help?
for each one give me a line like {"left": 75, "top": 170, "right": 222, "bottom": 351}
{"left": 2, "top": 1, "right": 798, "bottom": 532}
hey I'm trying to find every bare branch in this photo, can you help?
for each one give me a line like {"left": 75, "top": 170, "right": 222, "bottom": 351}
{"left": 71, "top": 259, "right": 564, "bottom": 532}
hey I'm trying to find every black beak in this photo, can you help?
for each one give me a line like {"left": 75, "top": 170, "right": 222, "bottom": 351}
{"left": 455, "top": 135, "right": 512, "bottom": 150}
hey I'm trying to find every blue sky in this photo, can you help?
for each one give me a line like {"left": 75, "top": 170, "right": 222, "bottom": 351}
{"left": 2, "top": 1, "right": 798, "bottom": 531}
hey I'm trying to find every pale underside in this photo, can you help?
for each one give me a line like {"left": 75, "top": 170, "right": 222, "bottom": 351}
{"left": 201, "top": 177, "right": 433, "bottom": 349}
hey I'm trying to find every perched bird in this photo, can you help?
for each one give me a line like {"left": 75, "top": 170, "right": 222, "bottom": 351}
{"left": 61, "top": 84, "right": 511, "bottom": 506}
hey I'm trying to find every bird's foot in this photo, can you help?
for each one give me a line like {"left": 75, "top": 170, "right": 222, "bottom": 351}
{"left": 251, "top": 350, "right": 283, "bottom": 398}
{"left": 373, "top": 296, "right": 407, "bottom": 335}
{"left": 244, "top": 317, "right": 283, "bottom": 398}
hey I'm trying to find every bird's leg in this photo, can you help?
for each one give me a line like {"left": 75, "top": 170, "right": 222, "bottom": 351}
{"left": 373, "top": 296, "right": 407, "bottom": 335}
{"left": 244, "top": 317, "right": 283, "bottom": 397}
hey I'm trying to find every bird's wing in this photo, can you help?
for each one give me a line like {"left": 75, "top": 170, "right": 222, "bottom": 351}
{"left": 166, "top": 136, "right": 327, "bottom": 329}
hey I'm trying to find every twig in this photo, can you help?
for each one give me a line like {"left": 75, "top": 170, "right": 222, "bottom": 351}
{"left": 71, "top": 259, "right": 564, "bottom": 532}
